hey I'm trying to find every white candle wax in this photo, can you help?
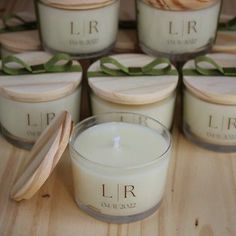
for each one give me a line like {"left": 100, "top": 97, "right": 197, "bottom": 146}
{"left": 37, "top": 0, "right": 119, "bottom": 57}
{"left": 137, "top": 0, "right": 221, "bottom": 57}
{"left": 70, "top": 114, "right": 171, "bottom": 223}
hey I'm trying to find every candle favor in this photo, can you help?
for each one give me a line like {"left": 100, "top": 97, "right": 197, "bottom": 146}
{"left": 137, "top": 0, "right": 222, "bottom": 61}
{"left": 70, "top": 112, "right": 172, "bottom": 223}
{"left": 0, "top": 51, "right": 82, "bottom": 149}
{"left": 10, "top": 111, "right": 172, "bottom": 224}
{"left": 36, "top": 0, "right": 120, "bottom": 58}
{"left": 88, "top": 54, "right": 178, "bottom": 130}
{"left": 183, "top": 53, "right": 236, "bottom": 152}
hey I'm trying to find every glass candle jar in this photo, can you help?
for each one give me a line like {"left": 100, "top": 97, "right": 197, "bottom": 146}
{"left": 137, "top": 0, "right": 222, "bottom": 61}
{"left": 36, "top": 0, "right": 120, "bottom": 58}
{"left": 88, "top": 54, "right": 178, "bottom": 129}
{"left": 183, "top": 53, "right": 236, "bottom": 152}
{"left": 0, "top": 51, "right": 82, "bottom": 149}
{"left": 69, "top": 112, "right": 172, "bottom": 223}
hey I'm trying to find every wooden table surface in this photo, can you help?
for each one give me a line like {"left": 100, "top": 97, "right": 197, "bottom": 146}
{"left": 1, "top": 1, "right": 236, "bottom": 236}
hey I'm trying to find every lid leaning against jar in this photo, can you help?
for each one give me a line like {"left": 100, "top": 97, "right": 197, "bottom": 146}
{"left": 0, "top": 51, "right": 82, "bottom": 102}
{"left": 183, "top": 53, "right": 236, "bottom": 105}
{"left": 39, "top": 0, "right": 116, "bottom": 9}
{"left": 88, "top": 53, "right": 178, "bottom": 105}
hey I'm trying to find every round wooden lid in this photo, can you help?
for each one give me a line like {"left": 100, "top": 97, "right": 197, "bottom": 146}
{"left": 183, "top": 53, "right": 236, "bottom": 105}
{"left": 40, "top": 0, "right": 115, "bottom": 9}
{"left": 11, "top": 111, "right": 72, "bottom": 201}
{"left": 0, "top": 51, "right": 82, "bottom": 102}
{"left": 113, "top": 30, "right": 138, "bottom": 53}
{"left": 213, "top": 15, "right": 236, "bottom": 54}
{"left": 0, "top": 30, "right": 41, "bottom": 52}
{"left": 88, "top": 54, "right": 178, "bottom": 105}
{"left": 142, "top": 0, "right": 218, "bottom": 10}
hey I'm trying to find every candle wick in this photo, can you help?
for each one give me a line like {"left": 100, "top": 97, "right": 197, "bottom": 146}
{"left": 113, "top": 136, "right": 121, "bottom": 150}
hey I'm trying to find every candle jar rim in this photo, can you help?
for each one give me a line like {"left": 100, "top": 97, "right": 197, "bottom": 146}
{"left": 139, "top": 0, "right": 221, "bottom": 12}
{"left": 69, "top": 112, "right": 172, "bottom": 170}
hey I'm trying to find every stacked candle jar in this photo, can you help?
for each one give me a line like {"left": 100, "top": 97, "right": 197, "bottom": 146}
{"left": 137, "top": 0, "right": 222, "bottom": 61}
{"left": 36, "top": 0, "right": 120, "bottom": 58}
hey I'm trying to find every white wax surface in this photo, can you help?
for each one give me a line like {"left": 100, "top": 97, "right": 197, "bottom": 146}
{"left": 74, "top": 122, "right": 168, "bottom": 167}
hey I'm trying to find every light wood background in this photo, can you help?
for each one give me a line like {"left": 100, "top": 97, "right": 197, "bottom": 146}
{"left": 0, "top": 1, "right": 236, "bottom": 236}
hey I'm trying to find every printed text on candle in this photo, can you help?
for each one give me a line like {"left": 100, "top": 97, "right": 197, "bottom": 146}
{"left": 101, "top": 184, "right": 137, "bottom": 210}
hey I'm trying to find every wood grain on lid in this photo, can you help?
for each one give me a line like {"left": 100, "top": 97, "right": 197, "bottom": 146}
{"left": 11, "top": 111, "right": 72, "bottom": 201}
{"left": 0, "top": 51, "right": 82, "bottom": 102}
{"left": 0, "top": 30, "right": 41, "bottom": 52}
{"left": 183, "top": 53, "right": 236, "bottom": 105}
{"left": 213, "top": 15, "right": 236, "bottom": 54}
{"left": 88, "top": 54, "right": 178, "bottom": 105}
{"left": 40, "top": 0, "right": 115, "bottom": 10}
{"left": 142, "top": 0, "right": 219, "bottom": 10}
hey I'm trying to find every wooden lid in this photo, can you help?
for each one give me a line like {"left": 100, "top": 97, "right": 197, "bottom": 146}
{"left": 0, "top": 11, "right": 36, "bottom": 29}
{"left": 11, "top": 111, "right": 72, "bottom": 201}
{"left": 183, "top": 53, "right": 236, "bottom": 105}
{"left": 88, "top": 54, "right": 178, "bottom": 105}
{"left": 142, "top": 0, "right": 218, "bottom": 11}
{"left": 0, "top": 30, "right": 41, "bottom": 52}
{"left": 213, "top": 15, "right": 236, "bottom": 53}
{"left": 39, "top": 0, "right": 115, "bottom": 9}
{"left": 0, "top": 51, "right": 82, "bottom": 102}
{"left": 113, "top": 30, "right": 139, "bottom": 53}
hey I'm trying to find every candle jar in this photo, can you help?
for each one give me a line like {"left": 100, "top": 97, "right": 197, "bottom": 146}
{"left": 69, "top": 112, "right": 172, "bottom": 223}
{"left": 183, "top": 53, "right": 236, "bottom": 152}
{"left": 88, "top": 54, "right": 178, "bottom": 129}
{"left": 36, "top": 0, "right": 120, "bottom": 58}
{"left": 0, "top": 51, "right": 82, "bottom": 149}
{"left": 137, "top": 0, "right": 222, "bottom": 61}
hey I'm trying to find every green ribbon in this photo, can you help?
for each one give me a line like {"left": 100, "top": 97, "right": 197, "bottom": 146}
{"left": 218, "top": 17, "right": 236, "bottom": 31}
{"left": 88, "top": 55, "right": 236, "bottom": 78}
{"left": 0, "top": 13, "right": 37, "bottom": 33}
{"left": 1, "top": 53, "right": 82, "bottom": 75}
{"left": 88, "top": 56, "right": 178, "bottom": 77}
{"left": 183, "top": 56, "right": 236, "bottom": 77}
